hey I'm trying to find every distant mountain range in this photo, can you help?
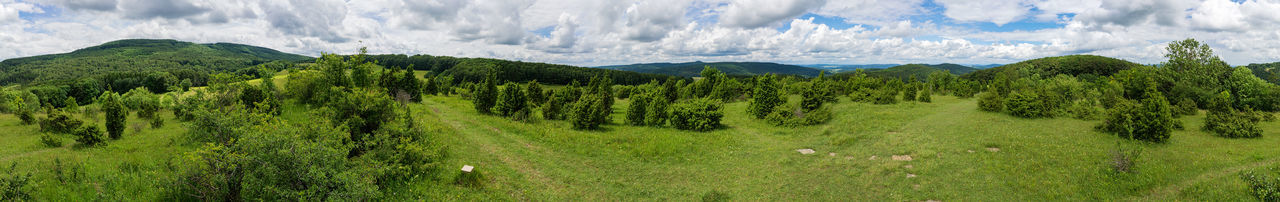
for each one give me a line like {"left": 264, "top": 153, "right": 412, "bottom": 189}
{"left": 834, "top": 64, "right": 980, "bottom": 81}
{"left": 597, "top": 61, "right": 824, "bottom": 77}
{"left": 0, "top": 39, "right": 312, "bottom": 85}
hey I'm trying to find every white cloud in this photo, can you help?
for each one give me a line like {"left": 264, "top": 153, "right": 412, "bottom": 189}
{"left": 719, "top": 0, "right": 825, "bottom": 28}
{"left": 936, "top": 0, "right": 1034, "bottom": 26}
{"left": 814, "top": 0, "right": 925, "bottom": 26}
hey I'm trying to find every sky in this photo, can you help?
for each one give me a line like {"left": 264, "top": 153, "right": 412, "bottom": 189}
{"left": 1, "top": 0, "right": 1279, "bottom": 67}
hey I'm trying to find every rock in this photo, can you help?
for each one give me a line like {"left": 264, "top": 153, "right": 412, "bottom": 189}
{"left": 906, "top": 173, "right": 917, "bottom": 178}
{"left": 967, "top": 150, "right": 974, "bottom": 153}
{"left": 461, "top": 165, "right": 474, "bottom": 173}
{"left": 796, "top": 149, "right": 816, "bottom": 155}
{"left": 844, "top": 156, "right": 855, "bottom": 160}
{"left": 986, "top": 147, "right": 1000, "bottom": 152}
{"left": 828, "top": 152, "right": 837, "bottom": 157}
{"left": 892, "top": 155, "right": 913, "bottom": 161}
{"left": 869, "top": 155, "right": 878, "bottom": 160}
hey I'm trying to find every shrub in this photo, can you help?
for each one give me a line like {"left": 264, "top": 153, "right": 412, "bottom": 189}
{"left": 473, "top": 73, "right": 498, "bottom": 114}
{"left": 1241, "top": 167, "right": 1280, "bottom": 202}
{"left": 670, "top": 98, "right": 724, "bottom": 131}
{"left": 626, "top": 93, "right": 649, "bottom": 126}
{"left": 747, "top": 75, "right": 783, "bottom": 119}
{"left": 150, "top": 117, "right": 165, "bottom": 129}
{"left": 1175, "top": 98, "right": 1198, "bottom": 116}
{"left": 568, "top": 93, "right": 607, "bottom": 130}
{"left": 74, "top": 125, "right": 106, "bottom": 146}
{"left": 1204, "top": 108, "right": 1262, "bottom": 138}
{"left": 978, "top": 92, "right": 1003, "bottom": 112}
{"left": 39, "top": 110, "right": 83, "bottom": 134}
{"left": 542, "top": 88, "right": 571, "bottom": 120}
{"left": 1069, "top": 100, "right": 1103, "bottom": 120}
{"left": 525, "top": 80, "right": 544, "bottom": 107}
{"left": 1098, "top": 86, "right": 1176, "bottom": 143}
{"left": 918, "top": 86, "right": 932, "bottom": 103}
{"left": 15, "top": 111, "right": 34, "bottom": 125}
{"left": 0, "top": 164, "right": 33, "bottom": 201}
{"left": 765, "top": 103, "right": 833, "bottom": 127}
{"left": 494, "top": 82, "right": 527, "bottom": 117}
{"left": 1004, "top": 91, "right": 1049, "bottom": 118}
{"left": 1109, "top": 144, "right": 1141, "bottom": 173}
{"left": 644, "top": 95, "right": 669, "bottom": 127}
{"left": 872, "top": 87, "right": 898, "bottom": 105}
{"left": 100, "top": 91, "right": 127, "bottom": 139}
{"left": 902, "top": 84, "right": 917, "bottom": 102}
{"left": 40, "top": 134, "right": 63, "bottom": 148}
{"left": 63, "top": 97, "right": 79, "bottom": 113}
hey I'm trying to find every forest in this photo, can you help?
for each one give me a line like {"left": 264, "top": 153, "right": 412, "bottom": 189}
{"left": 0, "top": 38, "right": 1278, "bottom": 201}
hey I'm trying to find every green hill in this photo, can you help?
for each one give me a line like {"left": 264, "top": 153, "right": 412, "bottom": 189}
{"left": 597, "top": 61, "right": 823, "bottom": 77}
{"left": 838, "top": 63, "right": 978, "bottom": 81}
{"left": 0, "top": 39, "right": 311, "bottom": 86}
{"left": 961, "top": 55, "right": 1142, "bottom": 81}
{"left": 368, "top": 54, "right": 677, "bottom": 85}
{"left": 1245, "top": 62, "right": 1280, "bottom": 85}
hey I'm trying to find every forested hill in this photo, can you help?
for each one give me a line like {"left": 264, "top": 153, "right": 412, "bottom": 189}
{"left": 837, "top": 63, "right": 979, "bottom": 81}
{"left": 1245, "top": 62, "right": 1280, "bottom": 85}
{"left": 367, "top": 54, "right": 678, "bottom": 85}
{"left": 961, "top": 55, "right": 1142, "bottom": 81}
{"left": 0, "top": 39, "right": 311, "bottom": 86}
{"left": 596, "top": 61, "right": 823, "bottom": 77}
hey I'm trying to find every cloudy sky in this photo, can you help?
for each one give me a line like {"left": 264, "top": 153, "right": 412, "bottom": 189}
{"left": 1, "top": 0, "right": 1279, "bottom": 67}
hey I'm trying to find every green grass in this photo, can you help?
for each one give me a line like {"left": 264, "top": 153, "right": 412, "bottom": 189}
{"left": 2, "top": 95, "right": 1278, "bottom": 200}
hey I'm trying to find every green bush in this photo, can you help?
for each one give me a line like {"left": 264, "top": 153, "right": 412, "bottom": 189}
{"left": 1242, "top": 167, "right": 1280, "bottom": 202}
{"left": 494, "top": 82, "right": 527, "bottom": 117}
{"left": 644, "top": 95, "right": 669, "bottom": 127}
{"left": 918, "top": 86, "right": 932, "bottom": 103}
{"left": 1068, "top": 100, "right": 1103, "bottom": 120}
{"left": 100, "top": 92, "right": 127, "bottom": 139}
{"left": 1004, "top": 91, "right": 1049, "bottom": 118}
{"left": 74, "top": 125, "right": 106, "bottom": 146}
{"left": 473, "top": 73, "right": 498, "bottom": 114}
{"left": 542, "top": 88, "right": 572, "bottom": 120}
{"left": 0, "top": 164, "right": 32, "bottom": 201}
{"left": 765, "top": 103, "right": 833, "bottom": 127}
{"left": 40, "top": 134, "right": 63, "bottom": 148}
{"left": 568, "top": 93, "right": 607, "bottom": 130}
{"left": 1175, "top": 98, "right": 1198, "bottom": 116}
{"left": 747, "top": 75, "right": 783, "bottom": 119}
{"left": 38, "top": 110, "right": 83, "bottom": 134}
{"left": 1097, "top": 87, "right": 1177, "bottom": 142}
{"left": 150, "top": 117, "right": 165, "bottom": 129}
{"left": 525, "top": 80, "right": 545, "bottom": 107}
{"left": 626, "top": 93, "right": 650, "bottom": 126}
{"left": 670, "top": 98, "right": 724, "bottom": 131}
{"left": 978, "top": 92, "right": 1003, "bottom": 112}
{"left": 872, "top": 87, "right": 898, "bottom": 105}
{"left": 902, "top": 84, "right": 917, "bottom": 102}
{"left": 1204, "top": 108, "right": 1262, "bottom": 138}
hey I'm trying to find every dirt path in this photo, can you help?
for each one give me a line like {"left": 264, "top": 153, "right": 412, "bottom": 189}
{"left": 1136, "top": 157, "right": 1280, "bottom": 200}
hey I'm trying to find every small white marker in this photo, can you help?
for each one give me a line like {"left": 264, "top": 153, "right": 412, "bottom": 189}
{"left": 461, "top": 165, "right": 474, "bottom": 173}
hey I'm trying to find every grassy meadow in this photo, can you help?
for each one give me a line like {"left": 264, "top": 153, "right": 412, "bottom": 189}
{"left": 2, "top": 91, "right": 1278, "bottom": 200}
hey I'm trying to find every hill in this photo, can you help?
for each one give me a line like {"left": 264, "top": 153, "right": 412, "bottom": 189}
{"left": 837, "top": 63, "right": 979, "bottom": 81}
{"left": 0, "top": 39, "right": 311, "bottom": 86}
{"left": 961, "top": 55, "right": 1142, "bottom": 81}
{"left": 597, "top": 61, "right": 823, "bottom": 77}
{"left": 367, "top": 54, "right": 678, "bottom": 85}
{"left": 1245, "top": 62, "right": 1280, "bottom": 85}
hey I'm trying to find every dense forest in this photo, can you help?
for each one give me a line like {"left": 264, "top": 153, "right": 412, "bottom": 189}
{"left": 368, "top": 54, "right": 678, "bottom": 85}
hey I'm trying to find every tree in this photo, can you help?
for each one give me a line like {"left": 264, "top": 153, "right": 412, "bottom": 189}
{"left": 670, "top": 98, "right": 724, "bottom": 131}
{"left": 747, "top": 74, "right": 783, "bottom": 119}
{"left": 495, "top": 82, "right": 527, "bottom": 117}
{"left": 543, "top": 87, "right": 572, "bottom": 120}
{"left": 351, "top": 48, "right": 374, "bottom": 88}
{"left": 626, "top": 93, "right": 650, "bottom": 126}
{"left": 100, "top": 91, "right": 127, "bottom": 139}
{"left": 10, "top": 96, "right": 34, "bottom": 125}
{"left": 473, "top": 73, "right": 499, "bottom": 114}
{"left": 978, "top": 92, "right": 1003, "bottom": 112}
{"left": 663, "top": 77, "right": 679, "bottom": 102}
{"left": 1099, "top": 79, "right": 1176, "bottom": 142}
{"left": 74, "top": 125, "right": 105, "bottom": 146}
{"left": 569, "top": 93, "right": 607, "bottom": 130}
{"left": 1204, "top": 91, "right": 1262, "bottom": 138}
{"left": 526, "top": 80, "right": 545, "bottom": 107}
{"left": 902, "top": 81, "right": 918, "bottom": 102}
{"left": 644, "top": 95, "right": 669, "bottom": 126}
{"left": 919, "top": 85, "right": 933, "bottom": 103}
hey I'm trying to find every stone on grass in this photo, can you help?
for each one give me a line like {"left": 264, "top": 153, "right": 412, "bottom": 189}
{"left": 986, "top": 147, "right": 1000, "bottom": 152}
{"left": 461, "top": 165, "right": 475, "bottom": 172}
{"left": 891, "top": 155, "right": 913, "bottom": 161}
{"left": 796, "top": 149, "right": 816, "bottom": 155}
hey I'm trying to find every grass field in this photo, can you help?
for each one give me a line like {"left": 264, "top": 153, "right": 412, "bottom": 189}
{"left": 2, "top": 94, "right": 1278, "bottom": 200}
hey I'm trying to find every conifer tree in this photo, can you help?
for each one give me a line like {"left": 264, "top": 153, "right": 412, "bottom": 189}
{"left": 473, "top": 73, "right": 499, "bottom": 114}
{"left": 748, "top": 74, "right": 783, "bottom": 119}
{"left": 495, "top": 82, "right": 527, "bottom": 117}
